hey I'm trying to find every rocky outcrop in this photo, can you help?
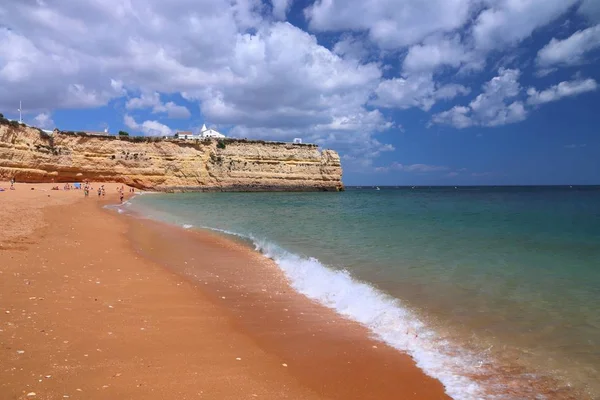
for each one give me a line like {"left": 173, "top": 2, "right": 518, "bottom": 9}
{"left": 0, "top": 124, "right": 343, "bottom": 191}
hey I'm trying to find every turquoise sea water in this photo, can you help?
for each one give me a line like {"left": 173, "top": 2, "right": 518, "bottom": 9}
{"left": 127, "top": 187, "right": 600, "bottom": 399}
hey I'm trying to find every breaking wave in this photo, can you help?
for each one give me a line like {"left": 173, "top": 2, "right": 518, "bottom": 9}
{"left": 199, "top": 226, "right": 489, "bottom": 399}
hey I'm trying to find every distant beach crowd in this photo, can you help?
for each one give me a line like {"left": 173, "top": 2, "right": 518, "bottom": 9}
{"left": 1, "top": 178, "right": 133, "bottom": 203}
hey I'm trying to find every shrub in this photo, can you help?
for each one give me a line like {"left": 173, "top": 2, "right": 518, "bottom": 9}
{"left": 217, "top": 139, "right": 226, "bottom": 149}
{"left": 118, "top": 130, "right": 129, "bottom": 136}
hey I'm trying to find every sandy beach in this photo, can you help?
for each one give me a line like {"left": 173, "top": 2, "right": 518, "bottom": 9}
{"left": 0, "top": 182, "right": 449, "bottom": 400}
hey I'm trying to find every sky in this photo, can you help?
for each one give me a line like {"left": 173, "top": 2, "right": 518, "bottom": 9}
{"left": 1, "top": 0, "right": 599, "bottom": 185}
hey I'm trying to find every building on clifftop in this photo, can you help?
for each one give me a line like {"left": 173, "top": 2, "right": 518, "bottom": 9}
{"left": 175, "top": 131, "right": 196, "bottom": 140}
{"left": 174, "top": 125, "right": 225, "bottom": 140}
{"left": 199, "top": 124, "right": 225, "bottom": 139}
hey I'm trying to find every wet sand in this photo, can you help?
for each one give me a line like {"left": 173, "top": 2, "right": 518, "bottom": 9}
{"left": 0, "top": 182, "right": 449, "bottom": 399}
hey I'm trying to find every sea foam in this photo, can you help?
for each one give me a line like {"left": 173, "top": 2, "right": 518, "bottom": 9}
{"left": 199, "top": 226, "right": 487, "bottom": 399}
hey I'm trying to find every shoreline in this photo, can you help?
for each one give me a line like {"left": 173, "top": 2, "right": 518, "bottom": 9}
{"left": 118, "top": 191, "right": 595, "bottom": 400}
{"left": 0, "top": 182, "right": 449, "bottom": 399}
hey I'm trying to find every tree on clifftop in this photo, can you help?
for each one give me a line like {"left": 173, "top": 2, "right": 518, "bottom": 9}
{"left": 118, "top": 130, "right": 129, "bottom": 136}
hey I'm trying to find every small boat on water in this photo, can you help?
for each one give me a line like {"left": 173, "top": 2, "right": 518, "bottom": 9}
{"left": 375, "top": 187, "right": 381, "bottom": 191}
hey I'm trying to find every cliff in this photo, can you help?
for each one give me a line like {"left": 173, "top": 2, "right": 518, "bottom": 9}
{"left": 0, "top": 123, "right": 343, "bottom": 192}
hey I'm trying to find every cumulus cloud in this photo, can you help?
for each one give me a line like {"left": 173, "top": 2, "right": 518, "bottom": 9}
{"left": 271, "top": 0, "right": 293, "bottom": 20}
{"left": 333, "top": 34, "right": 372, "bottom": 61}
{"left": 33, "top": 113, "right": 54, "bottom": 129}
{"left": 536, "top": 25, "right": 600, "bottom": 68}
{"left": 126, "top": 92, "right": 191, "bottom": 118}
{"left": 185, "top": 22, "right": 385, "bottom": 132}
{"left": 124, "top": 114, "right": 172, "bottom": 136}
{"left": 372, "top": 74, "right": 470, "bottom": 111}
{"left": 472, "top": 0, "right": 578, "bottom": 51}
{"left": 527, "top": 79, "right": 598, "bottom": 105}
{"left": 305, "top": 0, "right": 475, "bottom": 49}
{"left": 402, "top": 35, "right": 482, "bottom": 73}
{"left": 125, "top": 93, "right": 161, "bottom": 110}
{"left": 431, "top": 68, "right": 527, "bottom": 128}
{"left": 153, "top": 102, "right": 191, "bottom": 119}
{"left": 305, "top": 0, "right": 582, "bottom": 75}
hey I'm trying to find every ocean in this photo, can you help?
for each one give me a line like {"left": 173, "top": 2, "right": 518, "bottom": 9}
{"left": 125, "top": 186, "right": 600, "bottom": 399}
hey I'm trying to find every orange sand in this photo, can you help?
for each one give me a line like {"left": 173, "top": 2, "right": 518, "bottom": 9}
{"left": 0, "top": 182, "right": 450, "bottom": 399}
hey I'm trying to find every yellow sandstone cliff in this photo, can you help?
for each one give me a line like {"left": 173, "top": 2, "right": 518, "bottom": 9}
{"left": 0, "top": 124, "right": 343, "bottom": 191}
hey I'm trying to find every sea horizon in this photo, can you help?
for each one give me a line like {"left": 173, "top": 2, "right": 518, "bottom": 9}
{"left": 345, "top": 185, "right": 600, "bottom": 188}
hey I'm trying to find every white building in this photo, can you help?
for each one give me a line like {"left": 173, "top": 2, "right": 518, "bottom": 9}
{"left": 199, "top": 124, "right": 225, "bottom": 139}
{"left": 175, "top": 131, "right": 197, "bottom": 140}
{"left": 174, "top": 125, "right": 225, "bottom": 140}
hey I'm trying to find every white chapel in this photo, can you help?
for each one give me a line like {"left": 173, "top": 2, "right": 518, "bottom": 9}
{"left": 199, "top": 124, "right": 225, "bottom": 139}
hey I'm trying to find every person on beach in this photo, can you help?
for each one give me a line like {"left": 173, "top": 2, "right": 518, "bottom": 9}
{"left": 98, "top": 188, "right": 102, "bottom": 197}
{"left": 120, "top": 192, "right": 124, "bottom": 203}
{"left": 10, "top": 178, "right": 15, "bottom": 190}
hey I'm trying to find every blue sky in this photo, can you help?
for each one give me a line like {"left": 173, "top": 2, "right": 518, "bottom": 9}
{"left": 1, "top": 0, "right": 599, "bottom": 185}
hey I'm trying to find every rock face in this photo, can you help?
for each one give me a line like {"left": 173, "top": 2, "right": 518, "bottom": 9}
{"left": 0, "top": 124, "right": 344, "bottom": 191}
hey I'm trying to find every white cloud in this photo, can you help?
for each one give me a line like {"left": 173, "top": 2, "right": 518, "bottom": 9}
{"left": 472, "top": 0, "right": 578, "bottom": 51}
{"left": 431, "top": 106, "right": 476, "bottom": 129}
{"left": 124, "top": 114, "right": 172, "bottom": 136}
{"left": 0, "top": 0, "right": 263, "bottom": 111}
{"left": 375, "top": 162, "right": 450, "bottom": 173}
{"left": 402, "top": 35, "right": 482, "bottom": 73}
{"left": 33, "top": 112, "right": 54, "bottom": 129}
{"left": 372, "top": 74, "right": 470, "bottom": 111}
{"left": 271, "top": 0, "right": 292, "bottom": 20}
{"left": 123, "top": 115, "right": 139, "bottom": 131}
{"left": 527, "top": 78, "right": 598, "bottom": 105}
{"left": 536, "top": 25, "right": 600, "bottom": 68}
{"left": 431, "top": 68, "right": 527, "bottom": 128}
{"left": 333, "top": 34, "right": 371, "bottom": 61}
{"left": 305, "top": 0, "right": 475, "bottom": 49}
{"left": 153, "top": 101, "right": 191, "bottom": 119}
{"left": 564, "top": 143, "right": 587, "bottom": 149}
{"left": 126, "top": 92, "right": 191, "bottom": 118}
{"left": 126, "top": 92, "right": 161, "bottom": 110}
{"left": 184, "top": 22, "right": 385, "bottom": 133}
